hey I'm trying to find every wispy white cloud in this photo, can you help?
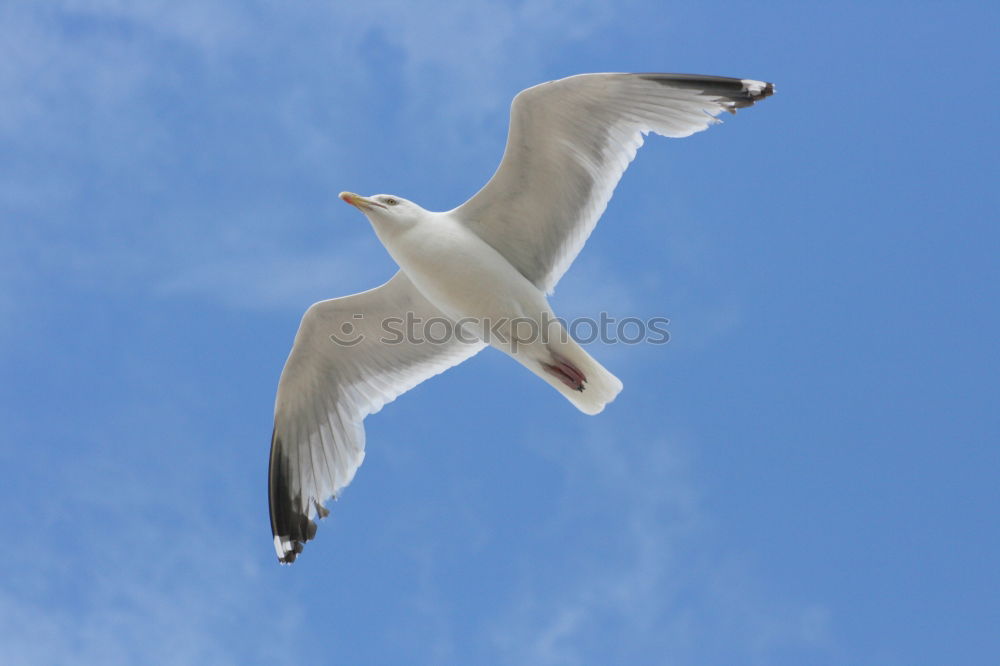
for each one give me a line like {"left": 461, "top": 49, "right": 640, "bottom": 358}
{"left": 0, "top": 0, "right": 631, "bottom": 315}
{"left": 0, "top": 430, "right": 306, "bottom": 665}
{"left": 158, "top": 236, "right": 393, "bottom": 312}
{"left": 488, "top": 426, "right": 834, "bottom": 665}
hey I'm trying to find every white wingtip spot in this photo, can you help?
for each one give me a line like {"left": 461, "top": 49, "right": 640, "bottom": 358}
{"left": 741, "top": 79, "right": 766, "bottom": 96}
{"left": 742, "top": 79, "right": 776, "bottom": 98}
{"left": 274, "top": 535, "right": 291, "bottom": 562}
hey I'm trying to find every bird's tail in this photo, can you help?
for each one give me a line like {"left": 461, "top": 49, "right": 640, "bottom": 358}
{"left": 514, "top": 325, "right": 623, "bottom": 415}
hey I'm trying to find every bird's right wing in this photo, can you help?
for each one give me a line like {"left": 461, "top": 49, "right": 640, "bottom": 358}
{"left": 454, "top": 73, "right": 774, "bottom": 293}
{"left": 269, "top": 271, "right": 484, "bottom": 563}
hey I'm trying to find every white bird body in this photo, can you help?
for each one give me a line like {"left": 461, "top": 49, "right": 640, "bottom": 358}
{"left": 363, "top": 199, "right": 622, "bottom": 414}
{"left": 369, "top": 209, "right": 546, "bottom": 325}
{"left": 268, "top": 72, "right": 775, "bottom": 563}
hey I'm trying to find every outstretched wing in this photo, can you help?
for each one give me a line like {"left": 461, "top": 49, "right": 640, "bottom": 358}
{"left": 269, "top": 271, "right": 484, "bottom": 563}
{"left": 454, "top": 73, "right": 774, "bottom": 292}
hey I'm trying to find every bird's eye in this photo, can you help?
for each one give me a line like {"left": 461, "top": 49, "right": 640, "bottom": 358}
{"left": 384, "top": 198, "right": 398, "bottom": 206}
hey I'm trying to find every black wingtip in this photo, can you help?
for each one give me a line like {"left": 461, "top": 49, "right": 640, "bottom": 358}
{"left": 635, "top": 73, "right": 775, "bottom": 112}
{"left": 268, "top": 429, "right": 320, "bottom": 564}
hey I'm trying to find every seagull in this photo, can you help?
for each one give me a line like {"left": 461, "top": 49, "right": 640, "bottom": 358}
{"left": 269, "top": 72, "right": 774, "bottom": 563}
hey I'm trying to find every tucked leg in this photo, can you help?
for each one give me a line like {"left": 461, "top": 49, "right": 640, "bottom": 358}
{"left": 542, "top": 351, "right": 587, "bottom": 391}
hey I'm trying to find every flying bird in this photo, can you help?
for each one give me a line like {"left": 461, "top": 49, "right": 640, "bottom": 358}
{"left": 269, "top": 72, "right": 774, "bottom": 563}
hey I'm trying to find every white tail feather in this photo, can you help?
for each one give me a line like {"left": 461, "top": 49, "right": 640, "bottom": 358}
{"left": 513, "top": 333, "right": 623, "bottom": 415}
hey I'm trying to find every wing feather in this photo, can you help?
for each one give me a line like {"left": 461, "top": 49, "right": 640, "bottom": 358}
{"left": 269, "top": 271, "right": 484, "bottom": 562}
{"left": 454, "top": 72, "right": 774, "bottom": 292}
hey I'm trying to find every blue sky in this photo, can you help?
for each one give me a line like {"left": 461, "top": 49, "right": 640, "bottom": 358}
{"left": 2, "top": 1, "right": 998, "bottom": 664}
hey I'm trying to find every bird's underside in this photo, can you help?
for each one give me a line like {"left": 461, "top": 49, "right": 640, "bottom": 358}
{"left": 269, "top": 72, "right": 775, "bottom": 563}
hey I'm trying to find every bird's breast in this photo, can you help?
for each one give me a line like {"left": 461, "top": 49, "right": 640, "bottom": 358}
{"left": 383, "top": 218, "right": 547, "bottom": 324}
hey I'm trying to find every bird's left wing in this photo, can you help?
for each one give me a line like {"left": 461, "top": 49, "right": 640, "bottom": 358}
{"left": 454, "top": 73, "right": 774, "bottom": 293}
{"left": 269, "top": 271, "right": 484, "bottom": 563}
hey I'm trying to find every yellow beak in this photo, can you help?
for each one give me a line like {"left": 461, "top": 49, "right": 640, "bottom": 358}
{"left": 339, "top": 192, "right": 385, "bottom": 211}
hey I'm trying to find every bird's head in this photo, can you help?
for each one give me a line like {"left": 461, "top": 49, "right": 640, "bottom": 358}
{"left": 339, "top": 192, "right": 422, "bottom": 227}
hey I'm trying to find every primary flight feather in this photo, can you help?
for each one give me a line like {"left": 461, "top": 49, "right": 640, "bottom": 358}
{"left": 269, "top": 72, "right": 775, "bottom": 563}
